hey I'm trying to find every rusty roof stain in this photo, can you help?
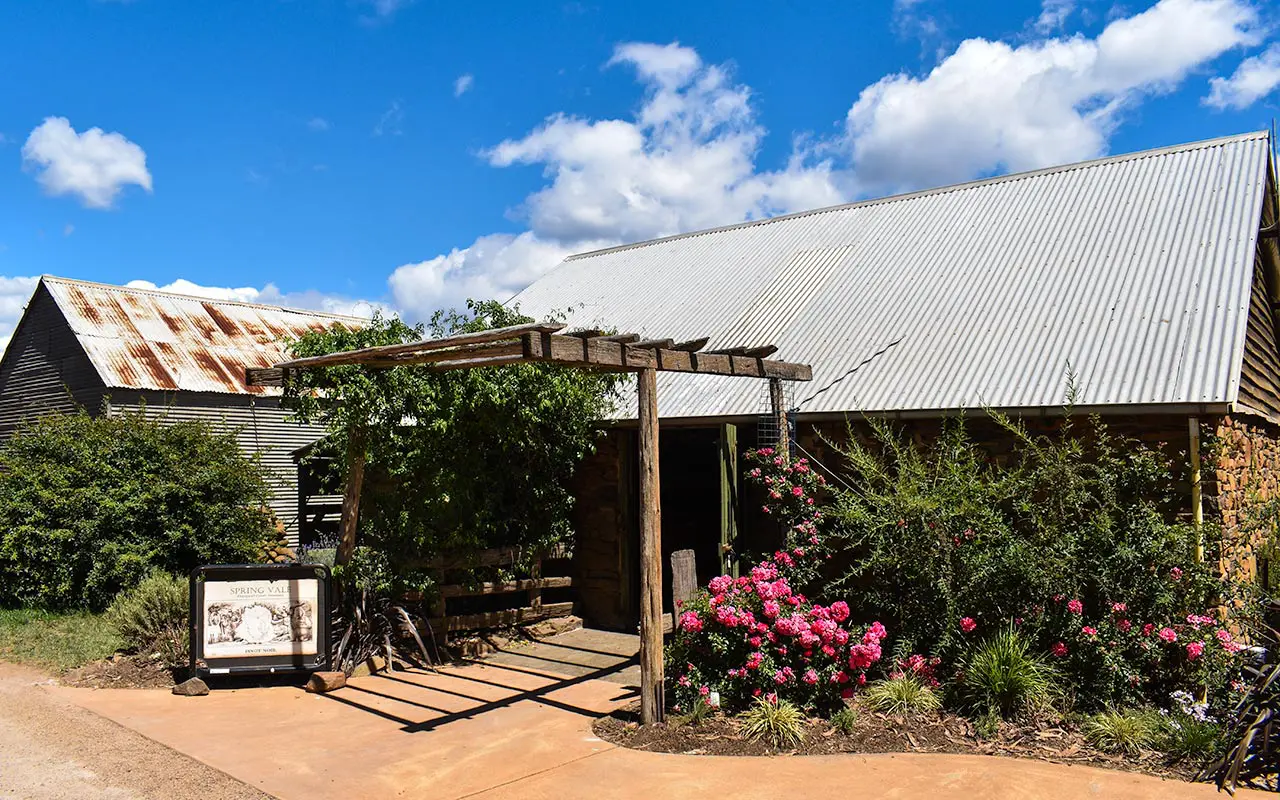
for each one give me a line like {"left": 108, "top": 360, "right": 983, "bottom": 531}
{"left": 42, "top": 276, "right": 368, "bottom": 395}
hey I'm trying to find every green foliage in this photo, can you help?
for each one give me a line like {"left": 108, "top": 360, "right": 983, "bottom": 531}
{"left": 0, "top": 608, "right": 122, "bottom": 672}
{"left": 829, "top": 705, "right": 858, "bottom": 735}
{"left": 1082, "top": 708, "right": 1164, "bottom": 755}
{"left": 0, "top": 410, "right": 273, "bottom": 610}
{"left": 1160, "top": 712, "right": 1222, "bottom": 763}
{"left": 740, "top": 696, "right": 806, "bottom": 748}
{"left": 864, "top": 675, "right": 943, "bottom": 717}
{"left": 956, "top": 627, "right": 1058, "bottom": 719}
{"left": 674, "top": 696, "right": 716, "bottom": 726}
{"left": 823, "top": 412, "right": 1228, "bottom": 708}
{"left": 283, "top": 301, "right": 622, "bottom": 571}
{"left": 106, "top": 571, "right": 189, "bottom": 667}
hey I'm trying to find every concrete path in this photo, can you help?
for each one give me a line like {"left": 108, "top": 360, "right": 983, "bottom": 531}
{"left": 0, "top": 661, "right": 266, "bottom": 800}
{"left": 55, "top": 638, "right": 1267, "bottom": 800}
{"left": 481, "top": 628, "right": 640, "bottom": 687}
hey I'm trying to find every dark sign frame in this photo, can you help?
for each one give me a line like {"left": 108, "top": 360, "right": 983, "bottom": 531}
{"left": 189, "top": 563, "right": 330, "bottom": 677}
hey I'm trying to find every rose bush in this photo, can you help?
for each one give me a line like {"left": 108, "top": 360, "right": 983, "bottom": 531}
{"left": 667, "top": 447, "right": 885, "bottom": 713}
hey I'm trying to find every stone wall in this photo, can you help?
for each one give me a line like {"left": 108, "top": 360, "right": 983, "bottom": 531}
{"left": 1208, "top": 414, "right": 1280, "bottom": 582}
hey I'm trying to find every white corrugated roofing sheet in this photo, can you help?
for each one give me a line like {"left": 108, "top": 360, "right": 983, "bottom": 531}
{"left": 43, "top": 277, "right": 367, "bottom": 395}
{"left": 512, "top": 131, "right": 1272, "bottom": 420}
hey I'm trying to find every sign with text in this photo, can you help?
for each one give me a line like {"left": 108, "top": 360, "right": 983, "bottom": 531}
{"left": 190, "top": 564, "right": 329, "bottom": 676}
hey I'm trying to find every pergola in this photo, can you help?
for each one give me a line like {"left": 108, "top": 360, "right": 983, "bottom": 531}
{"left": 247, "top": 321, "right": 813, "bottom": 725}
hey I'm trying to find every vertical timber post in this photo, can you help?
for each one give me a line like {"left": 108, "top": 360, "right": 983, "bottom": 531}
{"left": 1189, "top": 416, "right": 1204, "bottom": 564}
{"left": 719, "top": 422, "right": 739, "bottom": 577}
{"left": 335, "top": 429, "right": 366, "bottom": 567}
{"left": 637, "top": 367, "right": 664, "bottom": 725}
{"left": 769, "top": 377, "right": 790, "bottom": 464}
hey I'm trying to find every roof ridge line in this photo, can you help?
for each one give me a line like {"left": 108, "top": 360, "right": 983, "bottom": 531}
{"left": 40, "top": 275, "right": 371, "bottom": 322}
{"left": 563, "top": 129, "right": 1269, "bottom": 262}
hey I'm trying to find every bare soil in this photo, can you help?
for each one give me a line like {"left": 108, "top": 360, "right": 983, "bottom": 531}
{"left": 593, "top": 701, "right": 1202, "bottom": 784}
{"left": 0, "top": 660, "right": 271, "bottom": 800}
{"left": 62, "top": 653, "right": 182, "bottom": 689}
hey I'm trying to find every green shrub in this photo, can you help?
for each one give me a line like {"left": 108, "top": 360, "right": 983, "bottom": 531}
{"left": 740, "top": 696, "right": 806, "bottom": 748}
{"left": 0, "top": 410, "right": 273, "bottom": 610}
{"left": 864, "top": 676, "right": 942, "bottom": 716}
{"left": 1082, "top": 708, "right": 1164, "bottom": 754}
{"left": 106, "top": 571, "right": 189, "bottom": 666}
{"left": 674, "top": 696, "right": 716, "bottom": 726}
{"left": 957, "top": 627, "right": 1058, "bottom": 718}
{"left": 830, "top": 706, "right": 858, "bottom": 734}
{"left": 823, "top": 412, "right": 1230, "bottom": 710}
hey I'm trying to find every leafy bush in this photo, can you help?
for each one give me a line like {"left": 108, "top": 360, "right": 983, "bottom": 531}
{"left": 673, "top": 696, "right": 716, "bottom": 726}
{"left": 820, "top": 413, "right": 1237, "bottom": 710}
{"left": 1083, "top": 708, "right": 1163, "bottom": 754}
{"left": 106, "top": 571, "right": 189, "bottom": 666}
{"left": 1159, "top": 690, "right": 1223, "bottom": 763}
{"left": 829, "top": 705, "right": 858, "bottom": 734}
{"left": 283, "top": 302, "right": 623, "bottom": 570}
{"left": 0, "top": 411, "right": 273, "bottom": 610}
{"left": 956, "top": 627, "right": 1058, "bottom": 719}
{"left": 740, "top": 696, "right": 806, "bottom": 748}
{"left": 864, "top": 675, "right": 942, "bottom": 716}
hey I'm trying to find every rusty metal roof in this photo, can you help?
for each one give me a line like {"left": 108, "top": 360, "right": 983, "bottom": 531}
{"left": 42, "top": 276, "right": 367, "bottom": 395}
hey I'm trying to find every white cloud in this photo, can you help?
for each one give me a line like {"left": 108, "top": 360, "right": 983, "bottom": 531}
{"left": 0, "top": 276, "right": 40, "bottom": 356}
{"left": 360, "top": 0, "right": 412, "bottom": 21}
{"left": 124, "top": 279, "right": 387, "bottom": 319}
{"left": 454, "top": 74, "right": 474, "bottom": 97}
{"left": 1035, "top": 0, "right": 1076, "bottom": 32}
{"left": 845, "top": 0, "right": 1262, "bottom": 194}
{"left": 388, "top": 41, "right": 844, "bottom": 316}
{"left": 373, "top": 100, "right": 404, "bottom": 136}
{"left": 307, "top": 117, "right": 330, "bottom": 132}
{"left": 1206, "top": 43, "right": 1280, "bottom": 109}
{"left": 22, "top": 117, "right": 153, "bottom": 209}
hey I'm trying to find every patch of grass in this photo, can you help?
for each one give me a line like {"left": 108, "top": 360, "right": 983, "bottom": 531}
{"left": 958, "top": 626, "right": 1058, "bottom": 719}
{"left": 673, "top": 696, "right": 715, "bottom": 726}
{"left": 0, "top": 608, "right": 122, "bottom": 672}
{"left": 830, "top": 706, "right": 858, "bottom": 735}
{"left": 1082, "top": 709, "right": 1164, "bottom": 755}
{"left": 1159, "top": 714, "right": 1223, "bottom": 763}
{"left": 740, "top": 696, "right": 806, "bottom": 748}
{"left": 865, "top": 676, "right": 942, "bottom": 717}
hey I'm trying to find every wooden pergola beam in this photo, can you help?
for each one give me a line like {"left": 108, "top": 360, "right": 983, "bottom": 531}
{"left": 275, "top": 322, "right": 565, "bottom": 370}
{"left": 521, "top": 333, "right": 811, "bottom": 380}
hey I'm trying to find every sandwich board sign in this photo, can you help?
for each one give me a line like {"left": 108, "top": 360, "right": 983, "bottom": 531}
{"left": 190, "top": 563, "right": 330, "bottom": 677}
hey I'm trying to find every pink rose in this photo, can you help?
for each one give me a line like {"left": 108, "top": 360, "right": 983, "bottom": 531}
{"left": 678, "top": 611, "right": 703, "bottom": 633}
{"left": 1158, "top": 627, "right": 1177, "bottom": 643}
{"left": 830, "top": 601, "right": 850, "bottom": 622}
{"left": 1051, "top": 642, "right": 1068, "bottom": 657}
{"left": 960, "top": 617, "right": 977, "bottom": 633}
{"left": 1067, "top": 599, "right": 1083, "bottom": 615}
{"left": 1081, "top": 626, "right": 1098, "bottom": 637}
{"left": 1186, "top": 641, "right": 1204, "bottom": 660}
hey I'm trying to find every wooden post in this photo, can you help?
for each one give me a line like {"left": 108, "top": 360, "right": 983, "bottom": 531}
{"left": 637, "top": 367, "right": 664, "bottom": 725}
{"left": 335, "top": 430, "right": 366, "bottom": 567}
{"left": 1189, "top": 416, "right": 1204, "bottom": 564}
{"left": 719, "top": 423, "right": 739, "bottom": 577}
{"left": 769, "top": 377, "right": 790, "bottom": 464}
{"left": 671, "top": 549, "right": 697, "bottom": 628}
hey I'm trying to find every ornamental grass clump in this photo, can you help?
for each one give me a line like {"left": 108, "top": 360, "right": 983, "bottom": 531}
{"left": 956, "top": 627, "right": 1058, "bottom": 719}
{"left": 864, "top": 675, "right": 943, "bottom": 717}
{"left": 1082, "top": 708, "right": 1164, "bottom": 755}
{"left": 740, "top": 695, "right": 806, "bottom": 748}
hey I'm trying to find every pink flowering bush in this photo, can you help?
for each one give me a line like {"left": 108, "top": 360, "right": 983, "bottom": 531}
{"left": 667, "top": 562, "right": 886, "bottom": 712}
{"left": 668, "top": 447, "right": 884, "bottom": 713}
{"left": 1022, "top": 596, "right": 1245, "bottom": 710}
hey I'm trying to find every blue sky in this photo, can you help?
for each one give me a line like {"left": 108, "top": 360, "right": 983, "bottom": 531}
{"left": 1, "top": 0, "right": 1279, "bottom": 341}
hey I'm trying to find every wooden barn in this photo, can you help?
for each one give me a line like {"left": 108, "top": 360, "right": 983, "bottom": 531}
{"left": 511, "top": 131, "right": 1280, "bottom": 630}
{"left": 0, "top": 276, "right": 366, "bottom": 544}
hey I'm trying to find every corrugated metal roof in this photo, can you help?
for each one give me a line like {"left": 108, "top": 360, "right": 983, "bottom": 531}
{"left": 511, "top": 131, "right": 1273, "bottom": 420}
{"left": 42, "top": 276, "right": 367, "bottom": 395}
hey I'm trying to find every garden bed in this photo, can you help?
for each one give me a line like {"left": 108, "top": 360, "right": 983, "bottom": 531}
{"left": 62, "top": 652, "right": 181, "bottom": 689}
{"left": 593, "top": 701, "right": 1203, "bottom": 783}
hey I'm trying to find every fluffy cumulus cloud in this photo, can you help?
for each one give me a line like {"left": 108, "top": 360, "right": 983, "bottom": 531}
{"left": 124, "top": 279, "right": 388, "bottom": 319}
{"left": 22, "top": 117, "right": 153, "bottom": 209}
{"left": 845, "top": 0, "right": 1262, "bottom": 193}
{"left": 454, "top": 73, "right": 474, "bottom": 97}
{"left": 389, "top": 41, "right": 844, "bottom": 317}
{"left": 1206, "top": 43, "right": 1280, "bottom": 109}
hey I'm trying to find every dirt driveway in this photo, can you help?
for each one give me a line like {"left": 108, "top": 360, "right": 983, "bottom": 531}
{"left": 0, "top": 661, "right": 268, "bottom": 800}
